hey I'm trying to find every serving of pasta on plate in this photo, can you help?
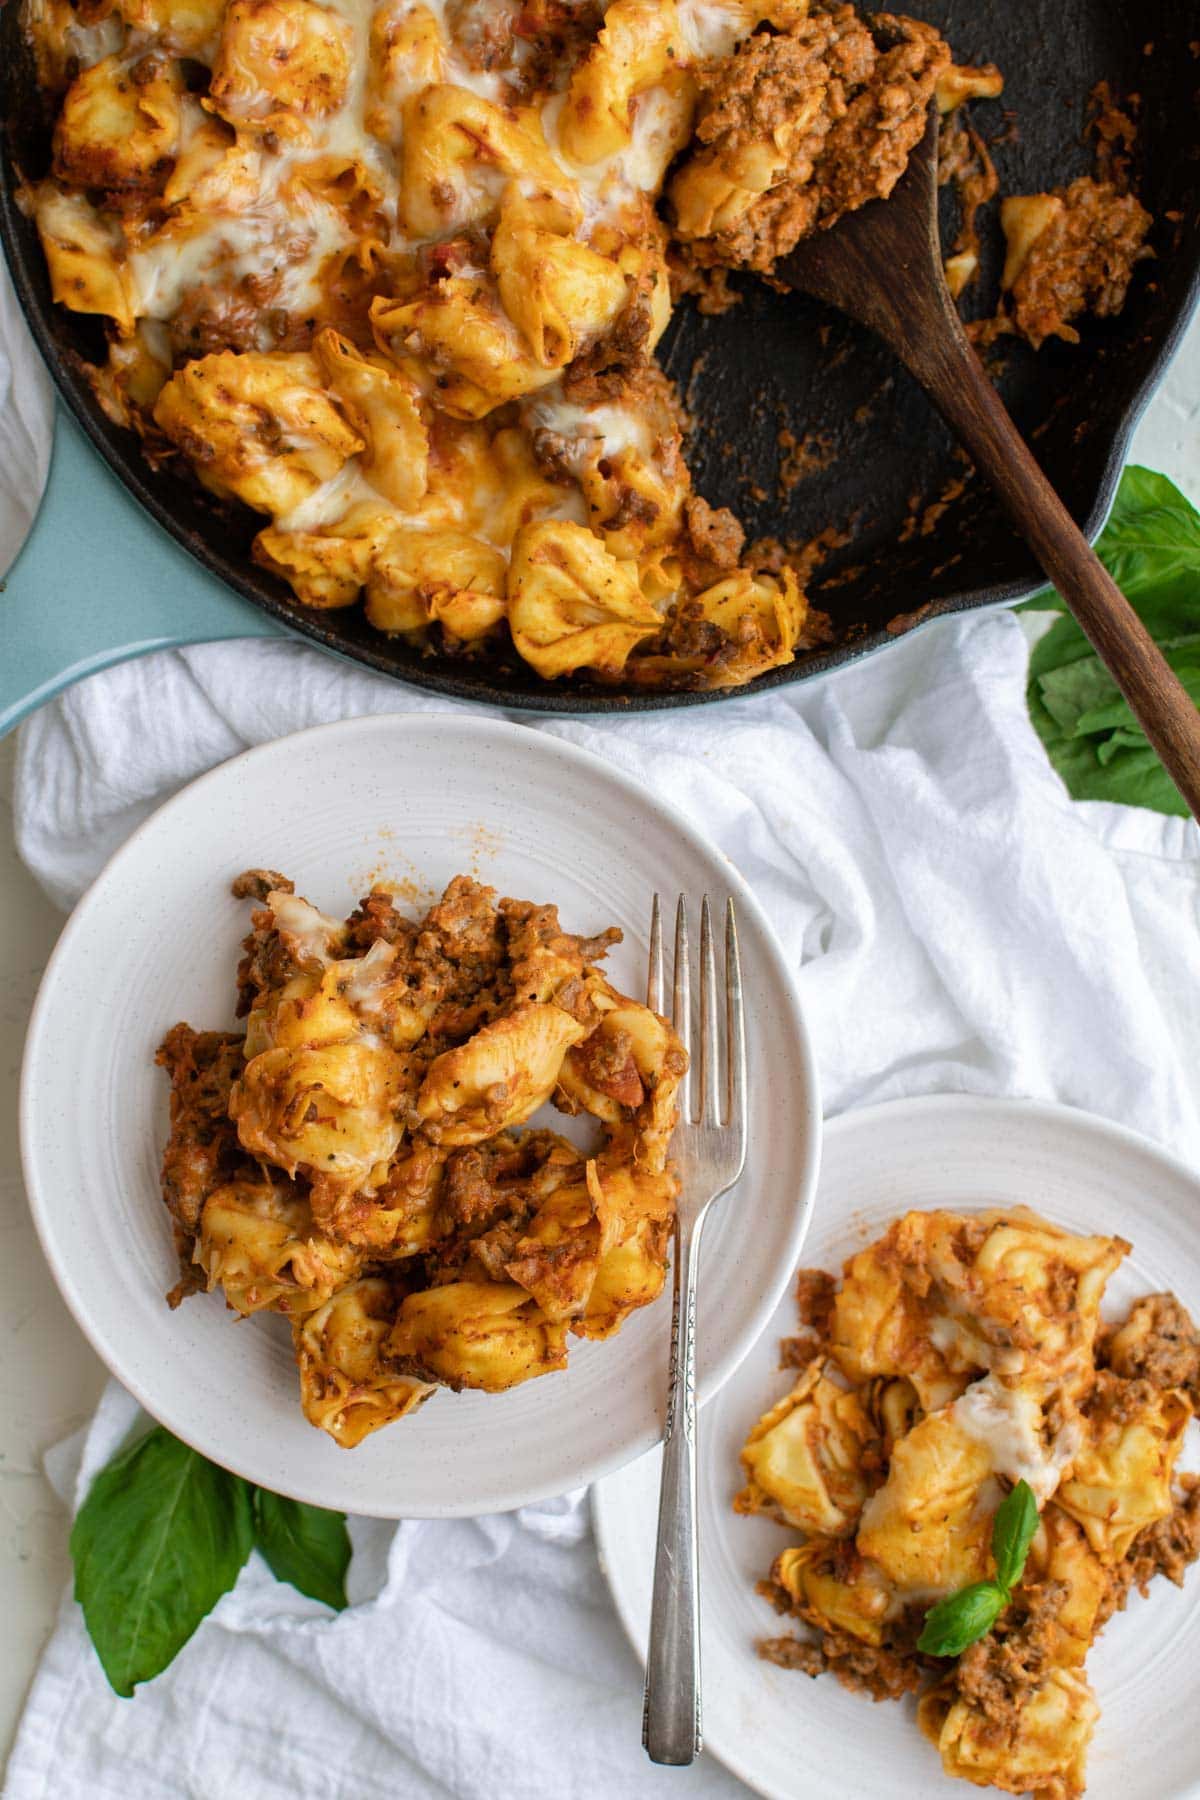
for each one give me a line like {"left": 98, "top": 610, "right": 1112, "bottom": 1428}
{"left": 156, "top": 868, "right": 686, "bottom": 1446}
{"left": 737, "top": 1206, "right": 1200, "bottom": 1800}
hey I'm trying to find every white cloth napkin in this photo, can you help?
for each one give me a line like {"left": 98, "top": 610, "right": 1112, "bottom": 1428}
{"left": 6, "top": 613, "right": 1200, "bottom": 1800}
{"left": 0, "top": 262, "right": 54, "bottom": 580}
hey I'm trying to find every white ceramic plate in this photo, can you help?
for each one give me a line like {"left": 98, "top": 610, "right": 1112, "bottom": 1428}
{"left": 594, "top": 1095, "right": 1200, "bottom": 1800}
{"left": 20, "top": 713, "right": 820, "bottom": 1518}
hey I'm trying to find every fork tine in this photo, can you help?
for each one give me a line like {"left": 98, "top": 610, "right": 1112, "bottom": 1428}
{"left": 673, "top": 895, "right": 691, "bottom": 1122}
{"left": 647, "top": 893, "right": 664, "bottom": 1012}
{"left": 698, "top": 895, "right": 720, "bottom": 1123}
{"left": 726, "top": 899, "right": 747, "bottom": 1144}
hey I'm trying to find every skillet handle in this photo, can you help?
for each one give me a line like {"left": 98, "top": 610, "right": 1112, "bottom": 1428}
{"left": 0, "top": 411, "right": 287, "bottom": 739}
{"left": 894, "top": 307, "right": 1200, "bottom": 821}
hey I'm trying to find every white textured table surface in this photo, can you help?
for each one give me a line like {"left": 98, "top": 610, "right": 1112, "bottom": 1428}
{"left": 1, "top": 318, "right": 1197, "bottom": 1769}
{"left": 0, "top": 731, "right": 107, "bottom": 1759}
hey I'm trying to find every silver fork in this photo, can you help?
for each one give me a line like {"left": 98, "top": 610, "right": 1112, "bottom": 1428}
{"left": 642, "top": 893, "right": 748, "bottom": 1766}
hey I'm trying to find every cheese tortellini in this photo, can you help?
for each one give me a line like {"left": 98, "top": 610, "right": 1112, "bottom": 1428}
{"left": 208, "top": 0, "right": 355, "bottom": 134}
{"left": 158, "top": 870, "right": 687, "bottom": 1445}
{"left": 919, "top": 1664, "right": 1099, "bottom": 1800}
{"left": 507, "top": 520, "right": 662, "bottom": 679}
{"left": 294, "top": 1277, "right": 436, "bottom": 1446}
{"left": 558, "top": 0, "right": 691, "bottom": 167}
{"left": 740, "top": 1210, "right": 1200, "bottom": 1800}
{"left": 153, "top": 351, "right": 364, "bottom": 514}
{"left": 736, "top": 1360, "right": 875, "bottom": 1536}
{"left": 195, "top": 1176, "right": 363, "bottom": 1315}
{"left": 387, "top": 1280, "right": 570, "bottom": 1391}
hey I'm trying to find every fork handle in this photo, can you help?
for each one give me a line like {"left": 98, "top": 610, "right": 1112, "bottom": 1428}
{"left": 643, "top": 1213, "right": 705, "bottom": 1765}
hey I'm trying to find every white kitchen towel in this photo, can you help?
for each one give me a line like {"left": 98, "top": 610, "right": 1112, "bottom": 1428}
{"left": 6, "top": 611, "right": 1200, "bottom": 1800}
{"left": 0, "top": 261, "right": 54, "bottom": 581}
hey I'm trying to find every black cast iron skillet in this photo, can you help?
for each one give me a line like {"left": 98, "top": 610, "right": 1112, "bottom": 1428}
{"left": 2, "top": 0, "right": 1198, "bottom": 715}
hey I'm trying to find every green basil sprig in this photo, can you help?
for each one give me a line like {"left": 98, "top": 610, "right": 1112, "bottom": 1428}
{"left": 253, "top": 1486, "right": 352, "bottom": 1614}
{"left": 70, "top": 1426, "right": 351, "bottom": 1697}
{"left": 1020, "top": 466, "right": 1200, "bottom": 817}
{"left": 917, "top": 1479, "right": 1039, "bottom": 1658}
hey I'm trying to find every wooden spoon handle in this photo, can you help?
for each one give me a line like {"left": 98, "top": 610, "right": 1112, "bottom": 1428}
{"left": 899, "top": 321, "right": 1200, "bottom": 819}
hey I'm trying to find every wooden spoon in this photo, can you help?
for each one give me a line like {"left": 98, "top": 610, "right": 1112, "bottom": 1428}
{"left": 777, "top": 104, "right": 1200, "bottom": 820}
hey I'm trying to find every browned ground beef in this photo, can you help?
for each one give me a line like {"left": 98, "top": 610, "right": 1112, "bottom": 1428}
{"left": 668, "top": 258, "right": 743, "bottom": 317}
{"left": 1099, "top": 1292, "right": 1200, "bottom": 1405}
{"left": 1098, "top": 1476, "right": 1200, "bottom": 1626}
{"left": 683, "top": 493, "right": 746, "bottom": 569}
{"left": 1006, "top": 176, "right": 1152, "bottom": 348}
{"left": 953, "top": 1583, "right": 1068, "bottom": 1729}
{"left": 235, "top": 895, "right": 301, "bottom": 1014}
{"left": 676, "top": 493, "right": 747, "bottom": 588}
{"left": 155, "top": 1023, "right": 251, "bottom": 1299}
{"left": 561, "top": 267, "right": 664, "bottom": 403}
{"left": 781, "top": 1266, "right": 838, "bottom": 1365}
{"left": 530, "top": 428, "right": 581, "bottom": 486}
{"left": 509, "top": 0, "right": 604, "bottom": 99}
{"left": 1080, "top": 1367, "right": 1174, "bottom": 1431}
{"left": 796, "top": 1266, "right": 838, "bottom": 1339}
{"left": 675, "top": 6, "right": 949, "bottom": 274}
{"left": 760, "top": 1627, "right": 923, "bottom": 1701}
{"left": 230, "top": 868, "right": 293, "bottom": 902}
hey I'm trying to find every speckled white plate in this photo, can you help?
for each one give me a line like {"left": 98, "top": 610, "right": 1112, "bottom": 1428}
{"left": 19, "top": 713, "right": 820, "bottom": 1518}
{"left": 593, "top": 1095, "right": 1200, "bottom": 1800}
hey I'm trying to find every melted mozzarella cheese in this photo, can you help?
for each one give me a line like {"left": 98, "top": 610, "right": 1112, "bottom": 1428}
{"left": 60, "top": 0, "right": 727, "bottom": 567}
{"left": 126, "top": 0, "right": 391, "bottom": 329}
{"left": 619, "top": 84, "right": 688, "bottom": 194}
{"left": 952, "top": 1375, "right": 1080, "bottom": 1505}
{"left": 131, "top": 214, "right": 267, "bottom": 319}
{"left": 526, "top": 392, "right": 654, "bottom": 467}
{"left": 276, "top": 463, "right": 379, "bottom": 532}
{"left": 110, "top": 0, "right": 712, "bottom": 356}
{"left": 928, "top": 1308, "right": 1026, "bottom": 1379}
{"left": 64, "top": 13, "right": 127, "bottom": 66}
{"left": 341, "top": 937, "right": 398, "bottom": 1017}
{"left": 539, "top": 88, "right": 675, "bottom": 229}
{"left": 269, "top": 891, "right": 347, "bottom": 963}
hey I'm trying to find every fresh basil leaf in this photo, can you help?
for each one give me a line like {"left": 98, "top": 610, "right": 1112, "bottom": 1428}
{"left": 253, "top": 1489, "right": 350, "bottom": 1612}
{"left": 991, "top": 1479, "right": 1040, "bottom": 1593}
{"left": 917, "top": 1581, "right": 1007, "bottom": 1658}
{"left": 1021, "top": 466, "right": 1200, "bottom": 631}
{"left": 1094, "top": 726, "right": 1147, "bottom": 765}
{"left": 1019, "top": 467, "right": 1200, "bottom": 815}
{"left": 71, "top": 1427, "right": 254, "bottom": 1697}
{"left": 1033, "top": 652, "right": 1120, "bottom": 735}
{"left": 1027, "top": 611, "right": 1096, "bottom": 683}
{"left": 1029, "top": 646, "right": 1197, "bottom": 816}
{"left": 1038, "top": 640, "right": 1200, "bottom": 739}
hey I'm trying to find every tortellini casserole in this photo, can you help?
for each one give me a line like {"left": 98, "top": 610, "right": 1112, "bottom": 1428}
{"left": 738, "top": 1210, "right": 1200, "bottom": 1800}
{"left": 19, "top": 0, "right": 1081, "bottom": 690}
{"left": 157, "top": 868, "right": 686, "bottom": 1444}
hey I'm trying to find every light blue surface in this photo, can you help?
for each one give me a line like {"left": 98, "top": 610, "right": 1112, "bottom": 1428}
{"left": 0, "top": 408, "right": 285, "bottom": 738}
